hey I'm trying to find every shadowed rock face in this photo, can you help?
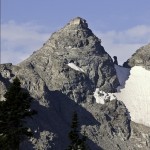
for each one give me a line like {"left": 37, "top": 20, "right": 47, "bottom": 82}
{"left": 0, "top": 18, "right": 150, "bottom": 150}
{"left": 123, "top": 43, "right": 150, "bottom": 69}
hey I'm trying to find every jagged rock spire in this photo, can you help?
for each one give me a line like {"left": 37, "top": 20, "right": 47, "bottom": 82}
{"left": 19, "top": 17, "right": 119, "bottom": 95}
{"left": 68, "top": 17, "right": 88, "bottom": 28}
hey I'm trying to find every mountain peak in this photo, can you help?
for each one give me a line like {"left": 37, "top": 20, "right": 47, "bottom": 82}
{"left": 19, "top": 17, "right": 119, "bottom": 94}
{"left": 123, "top": 43, "right": 150, "bottom": 69}
{"left": 36, "top": 17, "right": 100, "bottom": 51}
{"left": 68, "top": 17, "right": 88, "bottom": 28}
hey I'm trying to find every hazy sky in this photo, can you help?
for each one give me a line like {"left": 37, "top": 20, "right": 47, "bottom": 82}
{"left": 1, "top": 0, "right": 150, "bottom": 65}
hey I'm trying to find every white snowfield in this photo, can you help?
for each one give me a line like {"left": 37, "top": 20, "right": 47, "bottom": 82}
{"left": 115, "top": 65, "right": 150, "bottom": 127}
{"left": 94, "top": 65, "right": 150, "bottom": 127}
{"left": 94, "top": 88, "right": 117, "bottom": 104}
{"left": 67, "top": 63, "right": 85, "bottom": 73}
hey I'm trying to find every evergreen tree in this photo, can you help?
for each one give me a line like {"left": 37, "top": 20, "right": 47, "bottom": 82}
{"left": 0, "top": 77, "right": 37, "bottom": 150}
{"left": 67, "top": 111, "right": 88, "bottom": 150}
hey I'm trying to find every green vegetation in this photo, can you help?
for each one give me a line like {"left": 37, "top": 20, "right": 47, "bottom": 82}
{"left": 0, "top": 77, "right": 37, "bottom": 150}
{"left": 67, "top": 111, "right": 88, "bottom": 150}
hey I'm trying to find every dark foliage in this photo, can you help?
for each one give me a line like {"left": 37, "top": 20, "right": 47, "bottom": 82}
{"left": 67, "top": 111, "right": 88, "bottom": 150}
{"left": 0, "top": 77, "right": 37, "bottom": 150}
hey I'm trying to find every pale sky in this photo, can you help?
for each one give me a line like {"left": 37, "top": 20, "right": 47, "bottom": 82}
{"left": 1, "top": 0, "right": 150, "bottom": 65}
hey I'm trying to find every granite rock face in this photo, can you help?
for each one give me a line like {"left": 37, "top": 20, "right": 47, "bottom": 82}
{"left": 123, "top": 43, "right": 150, "bottom": 69}
{"left": 0, "top": 17, "right": 150, "bottom": 150}
{"left": 19, "top": 17, "right": 119, "bottom": 99}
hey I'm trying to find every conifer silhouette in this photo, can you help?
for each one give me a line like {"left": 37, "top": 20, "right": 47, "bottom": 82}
{"left": 0, "top": 77, "right": 37, "bottom": 150}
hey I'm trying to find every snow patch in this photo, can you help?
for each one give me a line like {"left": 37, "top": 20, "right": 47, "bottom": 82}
{"left": 115, "top": 66, "right": 150, "bottom": 127}
{"left": 94, "top": 88, "right": 117, "bottom": 104}
{"left": 67, "top": 63, "right": 85, "bottom": 73}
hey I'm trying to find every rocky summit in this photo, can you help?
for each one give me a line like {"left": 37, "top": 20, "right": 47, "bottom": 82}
{"left": 19, "top": 17, "right": 119, "bottom": 96}
{"left": 0, "top": 17, "right": 150, "bottom": 150}
{"left": 123, "top": 43, "right": 150, "bottom": 69}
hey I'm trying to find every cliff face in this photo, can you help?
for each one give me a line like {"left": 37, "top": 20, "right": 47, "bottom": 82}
{"left": 123, "top": 43, "right": 150, "bottom": 69}
{"left": 19, "top": 17, "right": 119, "bottom": 100}
{"left": 0, "top": 17, "right": 150, "bottom": 150}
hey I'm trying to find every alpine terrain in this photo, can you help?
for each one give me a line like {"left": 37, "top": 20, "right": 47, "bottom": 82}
{"left": 0, "top": 17, "right": 150, "bottom": 150}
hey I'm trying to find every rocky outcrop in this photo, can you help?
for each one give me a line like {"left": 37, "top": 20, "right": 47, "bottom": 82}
{"left": 123, "top": 43, "right": 150, "bottom": 69}
{"left": 0, "top": 17, "right": 150, "bottom": 150}
{"left": 19, "top": 17, "right": 119, "bottom": 99}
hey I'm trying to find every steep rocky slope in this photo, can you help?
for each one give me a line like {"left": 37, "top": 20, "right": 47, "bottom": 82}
{"left": 0, "top": 17, "right": 150, "bottom": 150}
{"left": 123, "top": 43, "right": 150, "bottom": 69}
